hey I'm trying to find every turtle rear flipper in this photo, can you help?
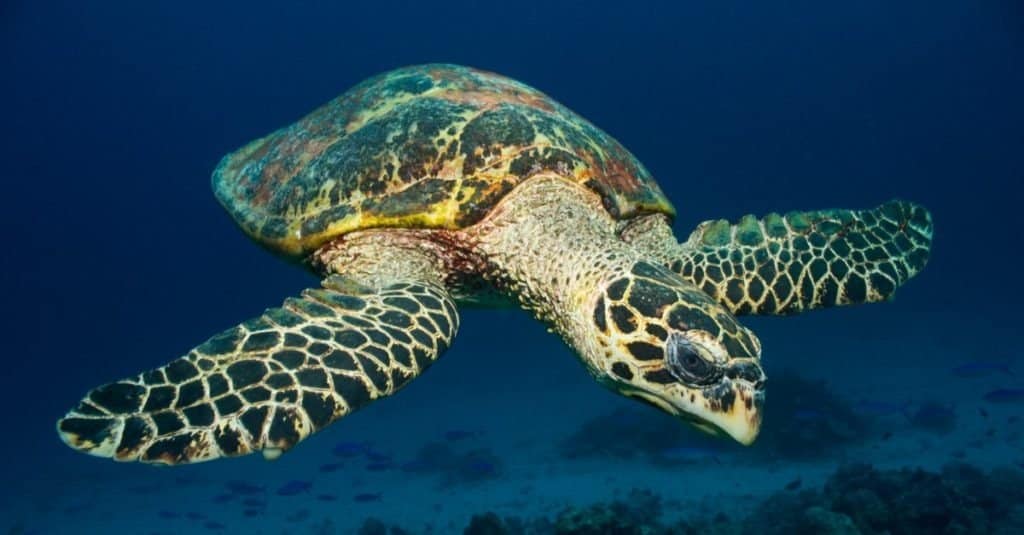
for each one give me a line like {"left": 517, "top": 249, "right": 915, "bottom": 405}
{"left": 57, "top": 275, "right": 458, "bottom": 465}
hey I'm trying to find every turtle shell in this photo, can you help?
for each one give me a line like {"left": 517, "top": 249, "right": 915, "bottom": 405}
{"left": 213, "top": 64, "right": 675, "bottom": 258}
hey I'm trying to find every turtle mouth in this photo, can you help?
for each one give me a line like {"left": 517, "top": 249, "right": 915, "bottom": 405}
{"left": 626, "top": 380, "right": 765, "bottom": 446}
{"left": 700, "top": 383, "right": 764, "bottom": 445}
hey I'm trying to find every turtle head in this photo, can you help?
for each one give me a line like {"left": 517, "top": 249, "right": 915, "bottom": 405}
{"left": 591, "top": 261, "right": 766, "bottom": 445}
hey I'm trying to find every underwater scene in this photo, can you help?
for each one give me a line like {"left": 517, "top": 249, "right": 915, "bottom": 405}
{"left": 2, "top": 1, "right": 1022, "bottom": 534}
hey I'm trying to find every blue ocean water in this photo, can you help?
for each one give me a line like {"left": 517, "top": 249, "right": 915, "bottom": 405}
{"left": 2, "top": 1, "right": 1022, "bottom": 533}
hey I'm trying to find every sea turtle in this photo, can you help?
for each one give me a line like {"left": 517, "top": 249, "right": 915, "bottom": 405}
{"left": 57, "top": 64, "right": 932, "bottom": 465}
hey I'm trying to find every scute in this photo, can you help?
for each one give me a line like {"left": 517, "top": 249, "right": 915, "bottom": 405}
{"left": 213, "top": 64, "right": 675, "bottom": 258}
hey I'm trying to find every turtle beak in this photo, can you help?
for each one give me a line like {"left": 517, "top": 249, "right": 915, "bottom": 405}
{"left": 625, "top": 378, "right": 765, "bottom": 445}
{"left": 698, "top": 381, "right": 764, "bottom": 445}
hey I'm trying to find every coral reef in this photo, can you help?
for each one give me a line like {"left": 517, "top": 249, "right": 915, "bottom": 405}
{"left": 727, "top": 463, "right": 1024, "bottom": 534}
{"left": 356, "top": 517, "right": 412, "bottom": 535}
{"left": 551, "top": 488, "right": 664, "bottom": 534}
{"left": 374, "top": 462, "right": 1024, "bottom": 535}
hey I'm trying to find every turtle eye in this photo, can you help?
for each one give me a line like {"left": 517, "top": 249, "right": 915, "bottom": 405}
{"left": 666, "top": 333, "right": 721, "bottom": 385}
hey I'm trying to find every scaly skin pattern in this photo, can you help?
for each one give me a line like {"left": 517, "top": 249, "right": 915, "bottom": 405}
{"left": 212, "top": 64, "right": 673, "bottom": 258}
{"left": 621, "top": 202, "right": 933, "bottom": 314}
{"left": 57, "top": 270, "right": 458, "bottom": 464}
{"left": 472, "top": 176, "right": 765, "bottom": 444}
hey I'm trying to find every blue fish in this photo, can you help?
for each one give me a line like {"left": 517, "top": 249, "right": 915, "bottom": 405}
{"left": 157, "top": 510, "right": 179, "bottom": 519}
{"left": 316, "top": 493, "right": 337, "bottom": 502}
{"left": 242, "top": 509, "right": 263, "bottom": 518}
{"left": 952, "top": 361, "right": 1013, "bottom": 378}
{"left": 276, "top": 480, "right": 312, "bottom": 496}
{"left": 984, "top": 388, "right": 1024, "bottom": 403}
{"left": 332, "top": 441, "right": 368, "bottom": 457}
{"left": 353, "top": 492, "right": 383, "bottom": 503}
{"left": 203, "top": 520, "right": 226, "bottom": 530}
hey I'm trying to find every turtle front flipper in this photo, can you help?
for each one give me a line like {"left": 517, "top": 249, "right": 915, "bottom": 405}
{"left": 57, "top": 275, "right": 458, "bottom": 465}
{"left": 627, "top": 200, "right": 932, "bottom": 315}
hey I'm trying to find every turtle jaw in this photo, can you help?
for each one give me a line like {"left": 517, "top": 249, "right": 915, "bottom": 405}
{"left": 626, "top": 375, "right": 765, "bottom": 446}
{"left": 690, "top": 380, "right": 765, "bottom": 446}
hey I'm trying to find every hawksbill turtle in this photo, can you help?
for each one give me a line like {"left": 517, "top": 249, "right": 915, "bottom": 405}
{"left": 57, "top": 64, "right": 932, "bottom": 465}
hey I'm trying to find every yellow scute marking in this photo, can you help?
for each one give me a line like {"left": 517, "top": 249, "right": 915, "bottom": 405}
{"left": 269, "top": 199, "right": 464, "bottom": 257}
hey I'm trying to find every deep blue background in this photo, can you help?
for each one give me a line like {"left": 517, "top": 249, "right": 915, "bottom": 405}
{"left": 1, "top": 0, "right": 1021, "bottom": 490}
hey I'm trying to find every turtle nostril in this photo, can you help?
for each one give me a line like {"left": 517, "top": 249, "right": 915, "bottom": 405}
{"left": 726, "top": 361, "right": 765, "bottom": 385}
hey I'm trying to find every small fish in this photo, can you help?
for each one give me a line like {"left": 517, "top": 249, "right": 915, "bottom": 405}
{"left": 984, "top": 388, "right": 1024, "bottom": 403}
{"left": 242, "top": 509, "right": 263, "bottom": 518}
{"left": 224, "top": 480, "right": 264, "bottom": 495}
{"left": 784, "top": 478, "right": 802, "bottom": 491}
{"left": 203, "top": 521, "right": 226, "bottom": 530}
{"left": 353, "top": 493, "right": 383, "bottom": 503}
{"left": 318, "top": 462, "right": 344, "bottom": 473}
{"left": 444, "top": 430, "right": 478, "bottom": 441}
{"left": 316, "top": 493, "right": 337, "bottom": 502}
{"left": 1009, "top": 415, "right": 1020, "bottom": 424}
{"left": 979, "top": 407, "right": 990, "bottom": 418}
{"left": 211, "top": 493, "right": 234, "bottom": 504}
{"left": 952, "top": 361, "right": 1012, "bottom": 378}
{"left": 881, "top": 431, "right": 893, "bottom": 441}
{"left": 332, "top": 441, "right": 368, "bottom": 457}
{"left": 276, "top": 480, "right": 312, "bottom": 496}
{"left": 185, "top": 512, "right": 206, "bottom": 521}
{"left": 157, "top": 511, "right": 179, "bottom": 519}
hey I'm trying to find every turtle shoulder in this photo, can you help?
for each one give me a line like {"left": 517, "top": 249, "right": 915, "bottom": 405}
{"left": 213, "top": 64, "right": 675, "bottom": 258}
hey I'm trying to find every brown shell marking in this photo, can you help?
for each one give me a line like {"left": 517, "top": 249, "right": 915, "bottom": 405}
{"left": 213, "top": 64, "right": 675, "bottom": 258}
